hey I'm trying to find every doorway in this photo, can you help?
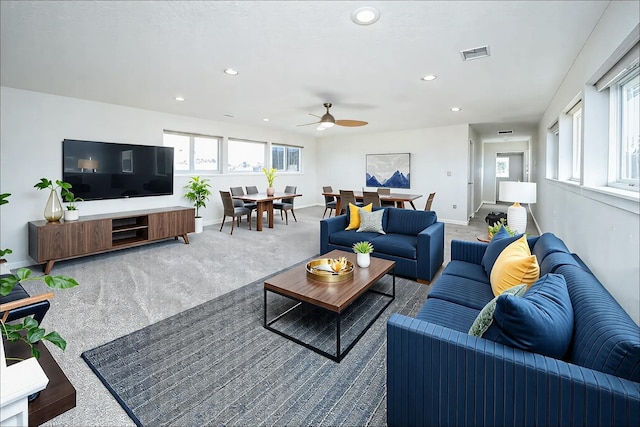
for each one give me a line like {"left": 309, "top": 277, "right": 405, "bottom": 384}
{"left": 495, "top": 152, "right": 524, "bottom": 202}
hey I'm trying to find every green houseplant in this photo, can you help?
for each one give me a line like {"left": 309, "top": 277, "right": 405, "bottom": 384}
{"left": 487, "top": 219, "right": 515, "bottom": 239}
{"left": 34, "top": 178, "right": 71, "bottom": 222}
{"left": 0, "top": 193, "right": 79, "bottom": 360}
{"left": 262, "top": 167, "right": 277, "bottom": 196}
{"left": 353, "top": 241, "right": 374, "bottom": 268}
{"left": 183, "top": 176, "right": 212, "bottom": 233}
{"left": 60, "top": 186, "right": 83, "bottom": 221}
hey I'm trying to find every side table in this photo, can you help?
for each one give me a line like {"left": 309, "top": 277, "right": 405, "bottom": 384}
{"left": 476, "top": 234, "right": 492, "bottom": 243}
{"left": 4, "top": 340, "right": 76, "bottom": 426}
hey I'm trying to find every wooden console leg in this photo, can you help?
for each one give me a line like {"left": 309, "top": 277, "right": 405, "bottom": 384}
{"left": 44, "top": 260, "right": 55, "bottom": 275}
{"left": 181, "top": 234, "right": 190, "bottom": 244}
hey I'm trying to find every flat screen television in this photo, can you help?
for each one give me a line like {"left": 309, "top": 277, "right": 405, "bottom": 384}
{"left": 62, "top": 139, "right": 174, "bottom": 201}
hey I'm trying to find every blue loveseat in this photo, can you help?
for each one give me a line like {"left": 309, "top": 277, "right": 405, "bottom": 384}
{"left": 387, "top": 232, "right": 640, "bottom": 427}
{"left": 320, "top": 207, "right": 444, "bottom": 283}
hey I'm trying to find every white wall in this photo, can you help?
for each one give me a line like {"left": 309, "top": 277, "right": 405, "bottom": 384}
{"left": 532, "top": 1, "right": 640, "bottom": 323}
{"left": 0, "top": 87, "right": 318, "bottom": 268}
{"left": 316, "top": 124, "right": 470, "bottom": 224}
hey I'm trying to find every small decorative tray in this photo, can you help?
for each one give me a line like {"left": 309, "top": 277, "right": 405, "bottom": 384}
{"left": 306, "top": 258, "right": 354, "bottom": 283}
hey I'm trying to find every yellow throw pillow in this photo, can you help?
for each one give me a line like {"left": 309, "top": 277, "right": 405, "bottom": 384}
{"left": 346, "top": 203, "right": 372, "bottom": 230}
{"left": 490, "top": 235, "right": 540, "bottom": 296}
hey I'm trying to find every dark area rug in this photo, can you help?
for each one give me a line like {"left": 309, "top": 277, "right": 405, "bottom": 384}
{"left": 81, "top": 263, "right": 428, "bottom": 426}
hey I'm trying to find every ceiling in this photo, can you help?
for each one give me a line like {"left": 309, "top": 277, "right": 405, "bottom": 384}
{"left": 0, "top": 1, "right": 610, "bottom": 140}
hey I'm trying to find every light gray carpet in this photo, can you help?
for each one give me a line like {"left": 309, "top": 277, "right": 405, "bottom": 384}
{"left": 15, "top": 203, "right": 536, "bottom": 426}
{"left": 80, "top": 270, "right": 423, "bottom": 427}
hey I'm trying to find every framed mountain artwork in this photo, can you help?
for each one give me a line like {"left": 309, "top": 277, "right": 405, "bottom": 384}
{"left": 366, "top": 153, "right": 410, "bottom": 188}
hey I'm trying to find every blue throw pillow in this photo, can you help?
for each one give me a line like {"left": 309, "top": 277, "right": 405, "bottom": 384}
{"left": 481, "top": 226, "right": 521, "bottom": 277}
{"left": 531, "top": 233, "right": 570, "bottom": 265}
{"left": 483, "top": 273, "right": 574, "bottom": 359}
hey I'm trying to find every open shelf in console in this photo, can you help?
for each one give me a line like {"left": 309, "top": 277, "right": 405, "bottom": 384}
{"left": 111, "top": 215, "right": 149, "bottom": 247}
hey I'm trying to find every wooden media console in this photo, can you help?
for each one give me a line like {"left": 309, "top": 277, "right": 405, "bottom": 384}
{"left": 28, "top": 206, "right": 195, "bottom": 274}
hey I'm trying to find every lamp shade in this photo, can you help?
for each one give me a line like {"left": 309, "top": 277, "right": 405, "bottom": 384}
{"left": 499, "top": 181, "right": 536, "bottom": 204}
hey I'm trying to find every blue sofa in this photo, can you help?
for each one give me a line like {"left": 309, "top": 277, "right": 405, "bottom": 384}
{"left": 387, "top": 233, "right": 640, "bottom": 427}
{"left": 320, "top": 207, "right": 444, "bottom": 283}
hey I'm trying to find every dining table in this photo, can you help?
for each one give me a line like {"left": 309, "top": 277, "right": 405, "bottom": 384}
{"left": 321, "top": 190, "right": 423, "bottom": 217}
{"left": 233, "top": 192, "right": 302, "bottom": 231}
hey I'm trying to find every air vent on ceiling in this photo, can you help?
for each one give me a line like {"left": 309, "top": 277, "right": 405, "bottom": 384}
{"left": 497, "top": 130, "right": 514, "bottom": 135}
{"left": 460, "top": 45, "right": 490, "bottom": 61}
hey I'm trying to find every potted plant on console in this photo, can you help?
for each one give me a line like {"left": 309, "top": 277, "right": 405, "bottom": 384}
{"left": 262, "top": 167, "right": 277, "bottom": 196}
{"left": 61, "top": 186, "right": 83, "bottom": 221}
{"left": 33, "top": 178, "right": 72, "bottom": 222}
{"left": 353, "top": 241, "right": 374, "bottom": 268}
{"left": 183, "top": 176, "right": 212, "bottom": 234}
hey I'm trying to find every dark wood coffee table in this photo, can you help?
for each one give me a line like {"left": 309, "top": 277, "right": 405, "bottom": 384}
{"left": 263, "top": 250, "right": 395, "bottom": 362}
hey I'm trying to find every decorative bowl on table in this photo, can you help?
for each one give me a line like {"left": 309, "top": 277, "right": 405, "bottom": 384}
{"left": 306, "top": 257, "right": 354, "bottom": 283}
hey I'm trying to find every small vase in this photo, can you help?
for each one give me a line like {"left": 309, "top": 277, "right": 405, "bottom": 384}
{"left": 357, "top": 253, "right": 371, "bottom": 268}
{"left": 44, "top": 190, "right": 63, "bottom": 222}
{"left": 266, "top": 187, "right": 275, "bottom": 196}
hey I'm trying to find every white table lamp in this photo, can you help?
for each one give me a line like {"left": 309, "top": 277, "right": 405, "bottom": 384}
{"left": 498, "top": 181, "right": 537, "bottom": 234}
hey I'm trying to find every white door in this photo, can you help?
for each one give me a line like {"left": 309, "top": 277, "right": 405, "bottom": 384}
{"left": 467, "top": 139, "right": 474, "bottom": 220}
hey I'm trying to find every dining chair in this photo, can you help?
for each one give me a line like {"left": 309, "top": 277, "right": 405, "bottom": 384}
{"left": 377, "top": 187, "right": 396, "bottom": 207}
{"left": 322, "top": 186, "right": 337, "bottom": 218}
{"left": 362, "top": 191, "right": 381, "bottom": 207}
{"left": 230, "top": 186, "right": 257, "bottom": 214}
{"left": 245, "top": 186, "right": 259, "bottom": 195}
{"left": 219, "top": 191, "right": 252, "bottom": 234}
{"left": 424, "top": 192, "right": 436, "bottom": 211}
{"left": 273, "top": 185, "right": 297, "bottom": 225}
{"left": 338, "top": 190, "right": 362, "bottom": 215}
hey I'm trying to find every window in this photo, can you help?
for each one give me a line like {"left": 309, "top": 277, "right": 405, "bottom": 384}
{"left": 228, "top": 138, "right": 266, "bottom": 172}
{"left": 272, "top": 144, "right": 301, "bottom": 172}
{"left": 569, "top": 101, "right": 583, "bottom": 181}
{"left": 596, "top": 41, "right": 639, "bottom": 191}
{"left": 163, "top": 131, "right": 220, "bottom": 173}
{"left": 617, "top": 70, "right": 639, "bottom": 187}
{"left": 495, "top": 157, "right": 509, "bottom": 177}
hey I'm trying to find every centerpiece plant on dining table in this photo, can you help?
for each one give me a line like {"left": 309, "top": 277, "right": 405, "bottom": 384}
{"left": 262, "top": 167, "right": 277, "bottom": 196}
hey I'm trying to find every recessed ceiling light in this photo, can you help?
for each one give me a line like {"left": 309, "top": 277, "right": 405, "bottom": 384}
{"left": 421, "top": 75, "right": 437, "bottom": 81}
{"left": 224, "top": 68, "right": 238, "bottom": 75}
{"left": 450, "top": 107, "right": 461, "bottom": 112}
{"left": 174, "top": 96, "right": 185, "bottom": 101}
{"left": 262, "top": 118, "right": 270, "bottom": 122}
{"left": 351, "top": 7, "right": 380, "bottom": 25}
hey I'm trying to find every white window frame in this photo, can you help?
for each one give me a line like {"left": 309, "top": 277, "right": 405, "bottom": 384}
{"left": 569, "top": 101, "right": 583, "bottom": 182}
{"left": 163, "top": 130, "right": 221, "bottom": 174}
{"left": 271, "top": 144, "right": 302, "bottom": 172}
{"left": 547, "top": 121, "right": 560, "bottom": 180}
{"left": 609, "top": 68, "right": 639, "bottom": 191}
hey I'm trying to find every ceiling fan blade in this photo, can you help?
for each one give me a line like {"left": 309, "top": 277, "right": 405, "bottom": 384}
{"left": 297, "top": 120, "right": 321, "bottom": 127}
{"left": 336, "top": 119, "right": 368, "bottom": 127}
{"left": 309, "top": 113, "right": 322, "bottom": 119}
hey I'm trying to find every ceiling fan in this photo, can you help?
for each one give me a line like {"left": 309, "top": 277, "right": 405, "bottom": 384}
{"left": 297, "top": 103, "right": 368, "bottom": 129}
